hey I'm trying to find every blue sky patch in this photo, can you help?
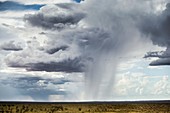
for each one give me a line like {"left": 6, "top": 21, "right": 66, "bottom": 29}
{"left": 73, "top": 0, "right": 83, "bottom": 3}
{"left": 0, "top": 1, "right": 44, "bottom": 11}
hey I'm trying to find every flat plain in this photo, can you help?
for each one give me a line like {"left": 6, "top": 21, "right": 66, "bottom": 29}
{"left": 0, "top": 101, "right": 170, "bottom": 113}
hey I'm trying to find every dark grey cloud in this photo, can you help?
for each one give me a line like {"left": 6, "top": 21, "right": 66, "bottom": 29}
{"left": 5, "top": 43, "right": 86, "bottom": 72}
{"left": 0, "top": 76, "right": 70, "bottom": 100}
{"left": 4, "top": 27, "right": 108, "bottom": 73}
{"left": 26, "top": 58, "right": 85, "bottom": 72}
{"left": 149, "top": 58, "right": 170, "bottom": 66}
{"left": 140, "top": 3, "right": 170, "bottom": 66}
{"left": 24, "top": 3, "right": 85, "bottom": 30}
{"left": 0, "top": 41, "right": 23, "bottom": 51}
{"left": 144, "top": 51, "right": 165, "bottom": 58}
{"left": 46, "top": 45, "right": 68, "bottom": 54}
{"left": 144, "top": 47, "right": 170, "bottom": 66}
{"left": 138, "top": 3, "right": 170, "bottom": 47}
{"left": 1, "top": 76, "right": 70, "bottom": 88}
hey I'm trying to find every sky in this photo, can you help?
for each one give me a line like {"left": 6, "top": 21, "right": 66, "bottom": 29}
{"left": 0, "top": 0, "right": 170, "bottom": 101}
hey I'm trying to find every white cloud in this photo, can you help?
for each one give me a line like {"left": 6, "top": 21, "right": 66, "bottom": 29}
{"left": 115, "top": 72, "right": 170, "bottom": 99}
{"left": 0, "top": 40, "right": 23, "bottom": 51}
{"left": 153, "top": 76, "right": 169, "bottom": 95}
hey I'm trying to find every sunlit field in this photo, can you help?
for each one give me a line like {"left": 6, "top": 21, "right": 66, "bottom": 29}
{"left": 0, "top": 101, "right": 170, "bottom": 113}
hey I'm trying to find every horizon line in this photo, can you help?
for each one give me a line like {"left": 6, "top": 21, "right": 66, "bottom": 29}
{"left": 0, "top": 100, "right": 170, "bottom": 104}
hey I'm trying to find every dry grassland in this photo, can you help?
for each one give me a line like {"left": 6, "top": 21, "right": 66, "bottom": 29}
{"left": 0, "top": 101, "right": 170, "bottom": 113}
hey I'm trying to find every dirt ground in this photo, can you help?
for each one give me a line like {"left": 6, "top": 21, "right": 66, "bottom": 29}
{"left": 0, "top": 101, "right": 170, "bottom": 113}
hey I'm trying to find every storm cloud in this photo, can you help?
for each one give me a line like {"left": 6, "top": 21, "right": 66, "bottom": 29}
{"left": 24, "top": 3, "right": 85, "bottom": 30}
{"left": 140, "top": 2, "right": 170, "bottom": 66}
{"left": 26, "top": 58, "right": 85, "bottom": 73}
{"left": 140, "top": 3, "right": 170, "bottom": 47}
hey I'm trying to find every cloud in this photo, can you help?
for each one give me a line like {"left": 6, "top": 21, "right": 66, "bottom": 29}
{"left": 0, "top": 78, "right": 34, "bottom": 101}
{"left": 153, "top": 76, "right": 169, "bottom": 95}
{"left": 24, "top": 3, "right": 85, "bottom": 30}
{"left": 4, "top": 35, "right": 86, "bottom": 72}
{"left": 115, "top": 73, "right": 170, "bottom": 97}
{"left": 138, "top": 2, "right": 170, "bottom": 66}
{"left": 4, "top": 25, "right": 111, "bottom": 73}
{"left": 0, "top": 1, "right": 44, "bottom": 11}
{"left": 46, "top": 45, "right": 68, "bottom": 54}
{"left": 0, "top": 40, "right": 23, "bottom": 51}
{"left": 0, "top": 68, "right": 84, "bottom": 101}
{"left": 26, "top": 58, "right": 85, "bottom": 72}
{"left": 144, "top": 47, "right": 170, "bottom": 66}
{"left": 149, "top": 58, "right": 170, "bottom": 66}
{"left": 79, "top": 0, "right": 159, "bottom": 100}
{"left": 0, "top": 75, "right": 70, "bottom": 100}
{"left": 4, "top": 0, "right": 165, "bottom": 100}
{"left": 139, "top": 3, "right": 170, "bottom": 47}
{"left": 144, "top": 51, "right": 164, "bottom": 58}
{"left": 4, "top": 0, "right": 149, "bottom": 74}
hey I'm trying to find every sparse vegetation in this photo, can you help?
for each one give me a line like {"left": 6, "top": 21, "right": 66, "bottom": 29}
{"left": 0, "top": 102, "right": 169, "bottom": 113}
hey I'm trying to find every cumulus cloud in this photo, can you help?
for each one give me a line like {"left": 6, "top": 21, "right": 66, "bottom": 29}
{"left": 26, "top": 58, "right": 85, "bottom": 72}
{"left": 24, "top": 3, "right": 85, "bottom": 30}
{"left": 4, "top": 25, "right": 112, "bottom": 73}
{"left": 4, "top": 33, "right": 86, "bottom": 72}
{"left": 153, "top": 76, "right": 169, "bottom": 95}
{"left": 46, "top": 45, "right": 68, "bottom": 54}
{"left": 0, "top": 40, "right": 23, "bottom": 51}
{"left": 115, "top": 73, "right": 170, "bottom": 97}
